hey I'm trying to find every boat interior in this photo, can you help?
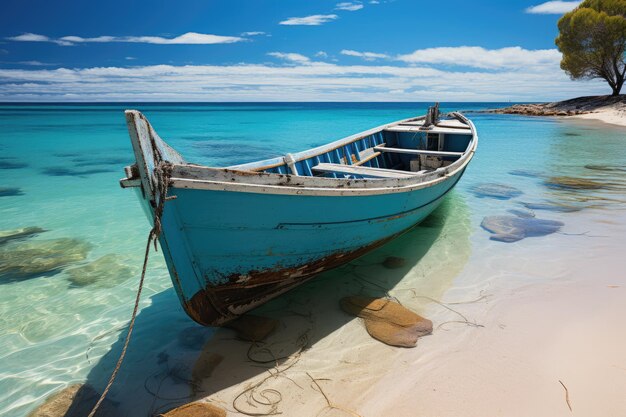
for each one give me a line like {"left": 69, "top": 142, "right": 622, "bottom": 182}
{"left": 228, "top": 114, "right": 474, "bottom": 180}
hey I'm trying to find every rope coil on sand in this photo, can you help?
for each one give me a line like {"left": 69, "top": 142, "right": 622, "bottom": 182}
{"left": 87, "top": 153, "right": 175, "bottom": 417}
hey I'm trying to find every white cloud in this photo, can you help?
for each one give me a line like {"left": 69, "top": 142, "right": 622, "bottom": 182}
{"left": 241, "top": 31, "right": 267, "bottom": 36}
{"left": 369, "top": 0, "right": 380, "bottom": 3}
{"left": 19, "top": 61, "right": 56, "bottom": 66}
{"left": 0, "top": 54, "right": 607, "bottom": 102}
{"left": 7, "top": 32, "right": 245, "bottom": 46}
{"left": 335, "top": 2, "right": 364, "bottom": 11}
{"left": 268, "top": 52, "right": 311, "bottom": 64}
{"left": 526, "top": 1, "right": 581, "bottom": 14}
{"left": 341, "top": 49, "right": 389, "bottom": 60}
{"left": 7, "top": 33, "right": 72, "bottom": 46}
{"left": 279, "top": 14, "right": 338, "bottom": 25}
{"left": 315, "top": 51, "right": 329, "bottom": 58}
{"left": 8, "top": 33, "right": 50, "bottom": 42}
{"left": 125, "top": 57, "right": 136, "bottom": 60}
{"left": 397, "top": 46, "right": 561, "bottom": 69}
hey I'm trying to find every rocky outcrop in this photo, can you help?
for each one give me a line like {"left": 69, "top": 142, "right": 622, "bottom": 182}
{"left": 489, "top": 95, "right": 626, "bottom": 117}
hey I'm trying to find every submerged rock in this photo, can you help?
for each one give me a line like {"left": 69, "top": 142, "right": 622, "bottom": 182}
{"left": 340, "top": 296, "right": 432, "bottom": 348}
{"left": 65, "top": 254, "right": 134, "bottom": 287}
{"left": 521, "top": 201, "right": 582, "bottom": 213}
{"left": 0, "top": 187, "right": 24, "bottom": 197}
{"left": 544, "top": 176, "right": 605, "bottom": 190}
{"left": 382, "top": 256, "right": 406, "bottom": 269}
{"left": 0, "top": 226, "right": 46, "bottom": 245}
{"left": 191, "top": 350, "right": 224, "bottom": 397}
{"left": 0, "top": 159, "right": 28, "bottom": 169}
{"left": 27, "top": 384, "right": 116, "bottom": 417}
{"left": 585, "top": 164, "right": 626, "bottom": 173}
{"left": 0, "top": 238, "right": 92, "bottom": 279}
{"left": 481, "top": 215, "right": 564, "bottom": 242}
{"left": 470, "top": 183, "right": 523, "bottom": 200}
{"left": 508, "top": 169, "right": 543, "bottom": 178}
{"left": 507, "top": 209, "right": 535, "bottom": 219}
{"left": 159, "top": 402, "right": 226, "bottom": 417}
{"left": 42, "top": 167, "right": 116, "bottom": 177}
{"left": 53, "top": 151, "right": 83, "bottom": 158}
{"left": 224, "top": 314, "right": 278, "bottom": 342}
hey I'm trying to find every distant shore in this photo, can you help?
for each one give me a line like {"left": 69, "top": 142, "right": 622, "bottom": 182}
{"left": 489, "top": 95, "right": 626, "bottom": 128}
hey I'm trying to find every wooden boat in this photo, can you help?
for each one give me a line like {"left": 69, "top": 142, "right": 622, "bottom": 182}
{"left": 120, "top": 106, "right": 478, "bottom": 326}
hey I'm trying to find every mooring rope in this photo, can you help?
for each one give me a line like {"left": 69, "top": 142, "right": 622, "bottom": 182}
{"left": 87, "top": 160, "right": 174, "bottom": 417}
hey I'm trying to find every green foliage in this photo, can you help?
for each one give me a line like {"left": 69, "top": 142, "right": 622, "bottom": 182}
{"left": 555, "top": 0, "right": 626, "bottom": 95}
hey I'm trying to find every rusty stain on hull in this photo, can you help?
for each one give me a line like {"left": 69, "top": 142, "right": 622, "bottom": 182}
{"left": 183, "top": 230, "right": 407, "bottom": 326}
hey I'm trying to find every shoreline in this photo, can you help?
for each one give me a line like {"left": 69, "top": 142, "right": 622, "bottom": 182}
{"left": 489, "top": 95, "right": 626, "bottom": 128}
{"left": 570, "top": 107, "right": 626, "bottom": 128}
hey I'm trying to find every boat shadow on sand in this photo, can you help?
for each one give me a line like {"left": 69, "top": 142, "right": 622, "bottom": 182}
{"left": 60, "top": 194, "right": 471, "bottom": 417}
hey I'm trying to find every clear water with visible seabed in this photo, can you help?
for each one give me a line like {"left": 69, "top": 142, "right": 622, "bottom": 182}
{"left": 1, "top": 103, "right": 625, "bottom": 416}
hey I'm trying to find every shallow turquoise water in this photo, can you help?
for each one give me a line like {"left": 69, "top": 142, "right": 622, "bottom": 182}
{"left": 1, "top": 103, "right": 625, "bottom": 416}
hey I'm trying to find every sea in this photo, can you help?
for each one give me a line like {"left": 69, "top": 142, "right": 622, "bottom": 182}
{"left": 1, "top": 103, "right": 625, "bottom": 416}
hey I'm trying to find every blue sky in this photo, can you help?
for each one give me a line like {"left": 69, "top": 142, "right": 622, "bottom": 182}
{"left": 0, "top": 0, "right": 608, "bottom": 101}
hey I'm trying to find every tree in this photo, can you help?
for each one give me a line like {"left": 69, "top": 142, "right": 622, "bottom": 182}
{"left": 555, "top": 0, "right": 626, "bottom": 96}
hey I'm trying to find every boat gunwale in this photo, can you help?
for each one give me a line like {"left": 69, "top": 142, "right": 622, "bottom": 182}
{"left": 164, "top": 113, "right": 477, "bottom": 196}
{"left": 122, "top": 111, "right": 477, "bottom": 197}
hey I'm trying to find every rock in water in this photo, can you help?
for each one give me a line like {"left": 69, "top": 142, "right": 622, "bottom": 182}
{"left": 27, "top": 384, "right": 116, "bottom": 417}
{"left": 521, "top": 201, "right": 582, "bottom": 213}
{"left": 191, "top": 350, "right": 224, "bottom": 396}
{"left": 158, "top": 402, "right": 226, "bottom": 417}
{"left": 0, "top": 159, "right": 28, "bottom": 170}
{"left": 382, "top": 256, "right": 406, "bottom": 269}
{"left": 0, "top": 226, "right": 46, "bottom": 245}
{"left": 507, "top": 209, "right": 535, "bottom": 219}
{"left": 224, "top": 314, "right": 278, "bottom": 342}
{"left": 470, "top": 183, "right": 523, "bottom": 200}
{"left": 584, "top": 164, "right": 626, "bottom": 173}
{"left": 0, "top": 238, "right": 92, "bottom": 279}
{"left": 0, "top": 187, "right": 24, "bottom": 197}
{"left": 340, "top": 297, "right": 432, "bottom": 348}
{"left": 509, "top": 169, "right": 543, "bottom": 178}
{"left": 65, "top": 254, "right": 134, "bottom": 287}
{"left": 481, "top": 215, "right": 564, "bottom": 242}
{"left": 544, "top": 176, "right": 604, "bottom": 190}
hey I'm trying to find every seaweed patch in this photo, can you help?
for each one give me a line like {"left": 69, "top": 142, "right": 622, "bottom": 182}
{"left": 65, "top": 254, "right": 135, "bottom": 287}
{"left": 0, "top": 226, "right": 46, "bottom": 245}
{"left": 0, "top": 237, "right": 92, "bottom": 281}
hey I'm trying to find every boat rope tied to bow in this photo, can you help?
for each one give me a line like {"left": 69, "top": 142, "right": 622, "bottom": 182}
{"left": 87, "top": 160, "right": 176, "bottom": 417}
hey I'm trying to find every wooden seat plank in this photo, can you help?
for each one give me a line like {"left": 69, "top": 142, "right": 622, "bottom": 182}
{"left": 312, "top": 163, "right": 414, "bottom": 179}
{"left": 374, "top": 146, "right": 464, "bottom": 157}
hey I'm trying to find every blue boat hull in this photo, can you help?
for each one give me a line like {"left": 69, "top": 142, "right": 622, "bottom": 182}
{"left": 153, "top": 169, "right": 464, "bottom": 325}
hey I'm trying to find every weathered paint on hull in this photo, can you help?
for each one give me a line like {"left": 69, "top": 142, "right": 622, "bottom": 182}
{"left": 150, "top": 168, "right": 464, "bottom": 326}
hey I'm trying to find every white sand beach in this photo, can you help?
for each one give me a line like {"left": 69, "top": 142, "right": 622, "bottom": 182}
{"left": 572, "top": 105, "right": 626, "bottom": 127}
